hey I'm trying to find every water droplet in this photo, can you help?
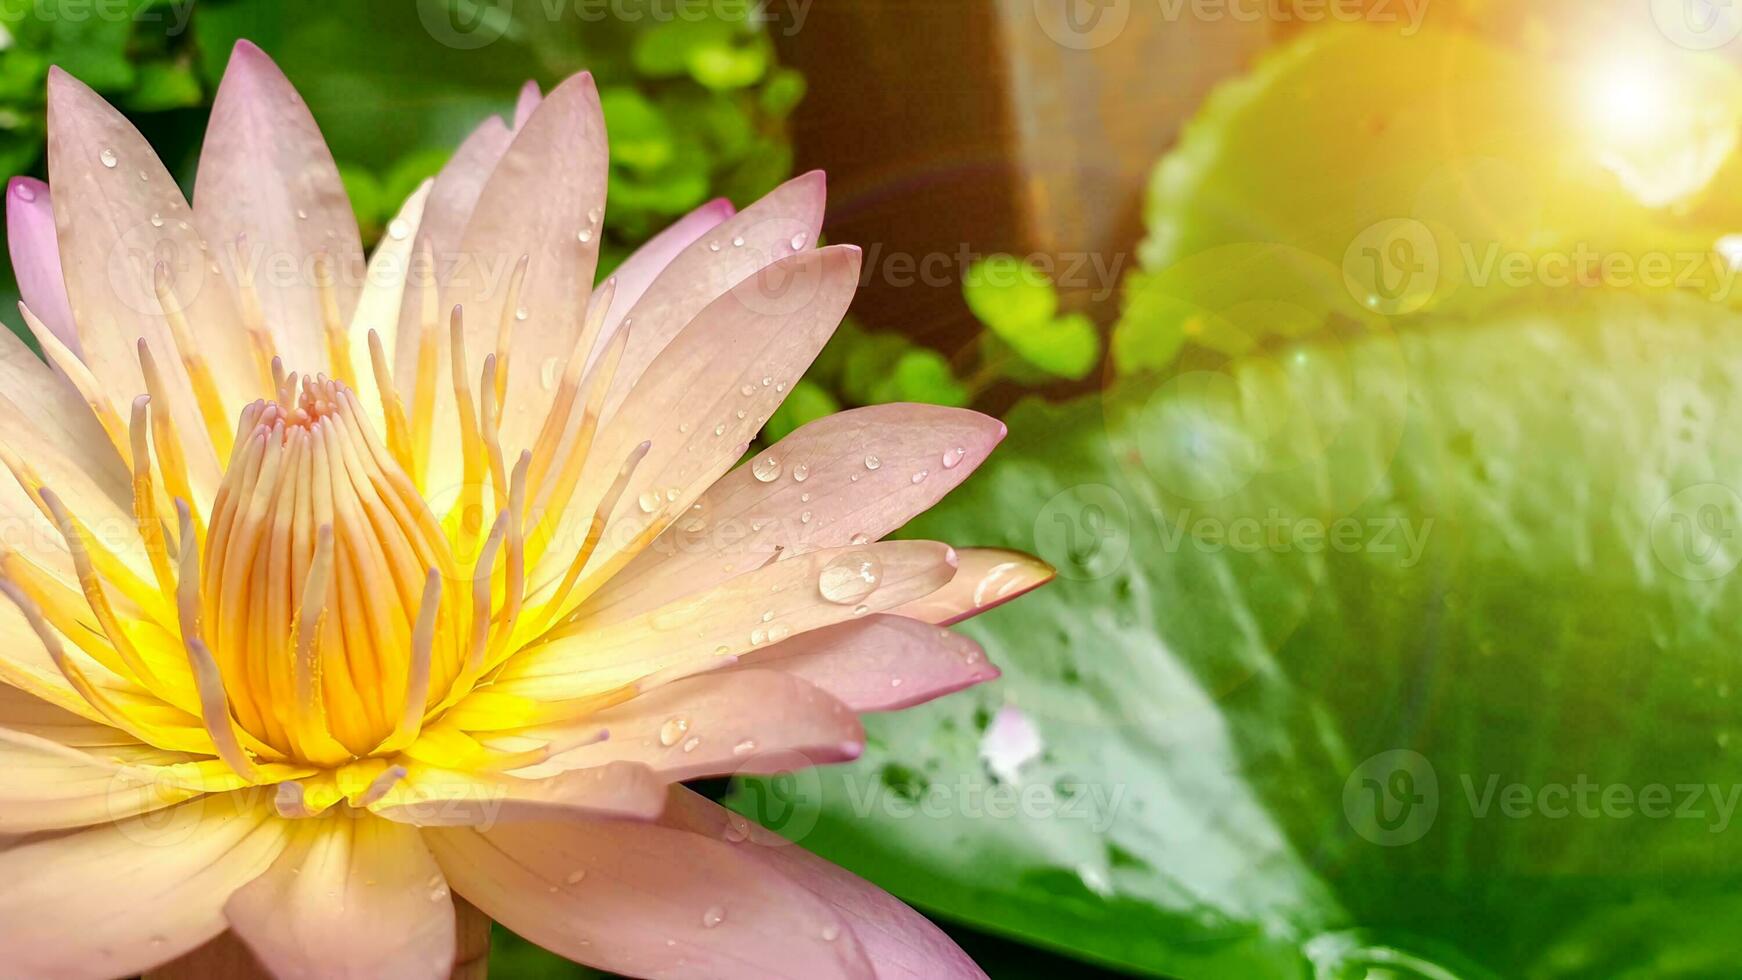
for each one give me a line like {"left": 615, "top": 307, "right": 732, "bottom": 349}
{"left": 679, "top": 422, "right": 691, "bottom": 433}
{"left": 819, "top": 551, "right": 883, "bottom": 604}
{"left": 658, "top": 716, "right": 691, "bottom": 747}
{"left": 799, "top": 492, "right": 812, "bottom": 503}
{"left": 890, "top": 677, "right": 904, "bottom": 688}
{"left": 99, "top": 148, "right": 118, "bottom": 168}
{"left": 638, "top": 490, "right": 660, "bottom": 513}
{"left": 540, "top": 357, "right": 560, "bottom": 390}
{"left": 761, "top": 376, "right": 773, "bottom": 387}
{"left": 911, "top": 469, "right": 929, "bottom": 484}
{"left": 713, "top": 424, "right": 726, "bottom": 436}
{"left": 740, "top": 383, "right": 755, "bottom": 396}
{"left": 735, "top": 409, "right": 747, "bottom": 420}
{"left": 852, "top": 603, "right": 870, "bottom": 616}
{"left": 791, "top": 462, "right": 810, "bottom": 482}
{"left": 790, "top": 233, "right": 807, "bottom": 250}
{"left": 702, "top": 906, "right": 726, "bottom": 928}
{"left": 761, "top": 609, "right": 775, "bottom": 622}
{"left": 682, "top": 736, "right": 701, "bottom": 753}
{"left": 769, "top": 624, "right": 792, "bottom": 642}
{"left": 942, "top": 446, "right": 966, "bottom": 468}
{"left": 733, "top": 739, "right": 757, "bottom": 755}
{"left": 587, "top": 206, "right": 602, "bottom": 223}
{"left": 752, "top": 455, "right": 782, "bottom": 482}
{"left": 566, "top": 869, "right": 588, "bottom": 885}
{"left": 731, "top": 235, "right": 745, "bottom": 247}
{"left": 821, "top": 924, "right": 841, "bottom": 941}
{"left": 850, "top": 532, "right": 871, "bottom": 545}
{"left": 708, "top": 240, "right": 721, "bottom": 252}
{"left": 750, "top": 627, "right": 769, "bottom": 645}
{"left": 388, "top": 218, "right": 410, "bottom": 240}
{"left": 515, "top": 306, "right": 529, "bottom": 321}
{"left": 800, "top": 510, "right": 813, "bottom": 524}
{"left": 149, "top": 213, "right": 164, "bottom": 228}
{"left": 577, "top": 228, "right": 593, "bottom": 243}
{"left": 714, "top": 644, "right": 731, "bottom": 656}
{"left": 864, "top": 455, "right": 881, "bottom": 470}
{"left": 295, "top": 207, "right": 308, "bottom": 220}
{"left": 12, "top": 183, "right": 34, "bottom": 202}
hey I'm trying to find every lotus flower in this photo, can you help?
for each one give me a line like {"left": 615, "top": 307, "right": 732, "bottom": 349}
{"left": 0, "top": 40, "right": 1053, "bottom": 980}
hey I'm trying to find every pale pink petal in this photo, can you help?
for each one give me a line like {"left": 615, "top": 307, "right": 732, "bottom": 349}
{"left": 889, "top": 548, "right": 1055, "bottom": 626}
{"left": 226, "top": 815, "right": 454, "bottom": 980}
{"left": 593, "top": 197, "right": 736, "bottom": 369}
{"left": 45, "top": 66, "right": 247, "bottom": 493}
{"left": 516, "top": 669, "right": 862, "bottom": 782}
{"left": 540, "top": 244, "right": 862, "bottom": 598}
{"left": 369, "top": 760, "right": 666, "bottom": 826}
{"left": 195, "top": 40, "right": 364, "bottom": 375}
{"left": 444, "top": 70, "right": 607, "bottom": 459}
{"left": 513, "top": 79, "right": 542, "bottom": 130}
{"left": 740, "top": 615, "right": 998, "bottom": 713}
{"left": 662, "top": 788, "right": 987, "bottom": 980}
{"left": 424, "top": 817, "right": 875, "bottom": 979}
{"left": 0, "top": 726, "right": 218, "bottom": 831}
{"left": 0, "top": 681, "right": 130, "bottom": 747}
{"left": 390, "top": 115, "right": 512, "bottom": 391}
{"left": 6, "top": 177, "right": 77, "bottom": 354}
{"left": 586, "top": 404, "right": 1005, "bottom": 619}
{"left": 602, "top": 170, "right": 826, "bottom": 420}
{"left": 0, "top": 793, "right": 289, "bottom": 979}
{"left": 499, "top": 540, "right": 956, "bottom": 703}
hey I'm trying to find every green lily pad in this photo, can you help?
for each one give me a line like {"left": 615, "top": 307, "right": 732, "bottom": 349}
{"left": 734, "top": 292, "right": 1742, "bottom": 977}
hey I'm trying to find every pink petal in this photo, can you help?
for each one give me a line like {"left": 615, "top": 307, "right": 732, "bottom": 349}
{"left": 45, "top": 66, "right": 247, "bottom": 493}
{"left": 370, "top": 760, "right": 667, "bottom": 826}
{"left": 513, "top": 79, "right": 542, "bottom": 130}
{"left": 662, "top": 788, "right": 987, "bottom": 980}
{"left": 517, "top": 669, "right": 863, "bottom": 782}
{"left": 742, "top": 615, "right": 998, "bottom": 713}
{"left": 195, "top": 40, "right": 364, "bottom": 375}
{"left": 586, "top": 404, "right": 1005, "bottom": 619}
{"left": 6, "top": 177, "right": 77, "bottom": 355}
{"left": 602, "top": 171, "right": 826, "bottom": 420}
{"left": 0, "top": 793, "right": 289, "bottom": 978}
{"left": 445, "top": 70, "right": 607, "bottom": 457}
{"left": 593, "top": 197, "right": 736, "bottom": 370}
{"left": 390, "top": 115, "right": 512, "bottom": 391}
{"left": 226, "top": 815, "right": 454, "bottom": 980}
{"left": 0, "top": 682, "right": 128, "bottom": 747}
{"left": 889, "top": 548, "right": 1054, "bottom": 626}
{"left": 424, "top": 817, "right": 875, "bottom": 979}
{"left": 500, "top": 539, "right": 956, "bottom": 704}
{"left": 540, "top": 244, "right": 862, "bottom": 599}
{"left": 0, "top": 727, "right": 213, "bottom": 831}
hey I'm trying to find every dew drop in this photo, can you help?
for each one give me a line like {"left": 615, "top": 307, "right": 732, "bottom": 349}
{"left": 708, "top": 240, "right": 721, "bottom": 252}
{"left": 790, "top": 233, "right": 807, "bottom": 250}
{"left": 387, "top": 218, "right": 410, "bottom": 241}
{"left": 942, "top": 446, "right": 966, "bottom": 468}
{"left": 702, "top": 906, "right": 726, "bottom": 928}
{"left": 638, "top": 490, "right": 660, "bottom": 513}
{"left": 761, "top": 609, "right": 775, "bottom": 622}
{"left": 149, "top": 213, "right": 164, "bottom": 228}
{"left": 733, "top": 739, "right": 757, "bottom": 755}
{"left": 864, "top": 455, "right": 881, "bottom": 470}
{"left": 822, "top": 924, "right": 841, "bottom": 942}
{"left": 577, "top": 228, "right": 593, "bottom": 243}
{"left": 731, "top": 235, "right": 745, "bottom": 247}
{"left": 751, "top": 455, "right": 782, "bottom": 482}
{"left": 99, "top": 147, "right": 118, "bottom": 168}
{"left": 682, "top": 736, "right": 701, "bottom": 753}
{"left": 800, "top": 510, "right": 813, "bottom": 524}
{"left": 566, "top": 869, "right": 588, "bottom": 885}
{"left": 295, "top": 207, "right": 308, "bottom": 220}
{"left": 715, "top": 644, "right": 731, "bottom": 656}
{"left": 658, "top": 716, "right": 691, "bottom": 747}
{"left": 587, "top": 206, "right": 603, "bottom": 224}
{"left": 819, "top": 551, "right": 883, "bottom": 604}
{"left": 769, "top": 624, "right": 792, "bottom": 642}
{"left": 911, "top": 469, "right": 929, "bottom": 484}
{"left": 713, "top": 424, "right": 726, "bottom": 436}
{"left": 852, "top": 603, "right": 870, "bottom": 616}
{"left": 514, "top": 306, "right": 529, "bottom": 321}
{"left": 890, "top": 677, "right": 905, "bottom": 688}
{"left": 735, "top": 409, "right": 747, "bottom": 420}
{"left": 800, "top": 492, "right": 812, "bottom": 503}
{"left": 12, "top": 183, "right": 34, "bottom": 202}
{"left": 740, "top": 383, "right": 755, "bottom": 396}
{"left": 850, "top": 532, "right": 871, "bottom": 545}
{"left": 791, "top": 462, "right": 810, "bottom": 482}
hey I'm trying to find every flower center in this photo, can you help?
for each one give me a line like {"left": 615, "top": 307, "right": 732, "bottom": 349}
{"left": 203, "top": 377, "right": 462, "bottom": 762}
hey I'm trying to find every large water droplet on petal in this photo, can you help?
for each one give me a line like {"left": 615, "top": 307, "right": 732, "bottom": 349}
{"left": 864, "top": 455, "right": 881, "bottom": 470}
{"left": 99, "top": 148, "right": 118, "bottom": 168}
{"left": 819, "top": 550, "right": 883, "bottom": 604}
{"left": 942, "top": 446, "right": 966, "bottom": 468}
{"left": 752, "top": 455, "right": 782, "bottom": 482}
{"left": 702, "top": 906, "right": 727, "bottom": 928}
{"left": 658, "top": 716, "right": 691, "bottom": 747}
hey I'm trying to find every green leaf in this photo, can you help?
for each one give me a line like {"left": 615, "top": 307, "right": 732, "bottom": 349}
{"left": 871, "top": 348, "right": 969, "bottom": 408}
{"left": 837, "top": 330, "right": 914, "bottom": 406}
{"left": 1001, "top": 311, "right": 1100, "bottom": 381}
{"left": 382, "top": 148, "right": 453, "bottom": 213}
{"left": 735, "top": 293, "right": 1742, "bottom": 977}
{"left": 600, "top": 87, "right": 674, "bottom": 173}
{"left": 687, "top": 38, "right": 768, "bottom": 91}
{"left": 964, "top": 254, "right": 1056, "bottom": 333}
{"left": 123, "top": 60, "right": 203, "bottom": 112}
{"left": 631, "top": 19, "right": 736, "bottom": 79}
{"left": 763, "top": 378, "right": 839, "bottom": 444}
